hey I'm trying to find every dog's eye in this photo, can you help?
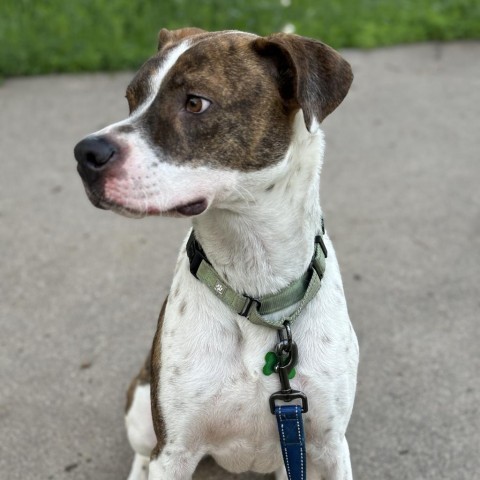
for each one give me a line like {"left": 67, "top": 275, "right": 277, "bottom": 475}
{"left": 185, "top": 96, "right": 211, "bottom": 114}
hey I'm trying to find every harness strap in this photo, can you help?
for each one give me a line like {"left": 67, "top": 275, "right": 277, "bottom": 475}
{"left": 186, "top": 231, "right": 327, "bottom": 329}
{"left": 275, "top": 405, "right": 307, "bottom": 480}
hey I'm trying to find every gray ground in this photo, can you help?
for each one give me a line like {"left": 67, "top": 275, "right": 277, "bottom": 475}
{"left": 1, "top": 41, "right": 479, "bottom": 480}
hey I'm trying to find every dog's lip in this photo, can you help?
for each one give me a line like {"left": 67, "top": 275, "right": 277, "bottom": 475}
{"left": 172, "top": 198, "right": 208, "bottom": 217}
{"left": 80, "top": 176, "right": 208, "bottom": 217}
{"left": 81, "top": 183, "right": 108, "bottom": 210}
{"left": 97, "top": 196, "right": 209, "bottom": 217}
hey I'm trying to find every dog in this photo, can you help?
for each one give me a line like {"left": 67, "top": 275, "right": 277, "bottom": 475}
{"left": 74, "top": 28, "right": 359, "bottom": 480}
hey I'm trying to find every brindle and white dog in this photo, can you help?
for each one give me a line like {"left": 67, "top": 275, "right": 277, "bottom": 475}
{"left": 74, "top": 28, "right": 359, "bottom": 480}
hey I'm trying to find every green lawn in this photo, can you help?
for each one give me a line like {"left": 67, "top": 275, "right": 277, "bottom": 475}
{"left": 1, "top": 0, "right": 479, "bottom": 76}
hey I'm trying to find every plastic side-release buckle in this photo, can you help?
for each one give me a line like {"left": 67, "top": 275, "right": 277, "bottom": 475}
{"left": 239, "top": 296, "right": 261, "bottom": 318}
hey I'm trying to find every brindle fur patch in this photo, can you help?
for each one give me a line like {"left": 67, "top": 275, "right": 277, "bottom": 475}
{"left": 129, "top": 33, "right": 295, "bottom": 172}
{"left": 150, "top": 297, "right": 168, "bottom": 458}
{"left": 157, "top": 27, "right": 206, "bottom": 52}
{"left": 125, "top": 349, "right": 153, "bottom": 413}
{"left": 124, "top": 30, "right": 352, "bottom": 172}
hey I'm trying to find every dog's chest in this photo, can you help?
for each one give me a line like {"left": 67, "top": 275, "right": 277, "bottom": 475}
{"left": 156, "top": 251, "right": 357, "bottom": 471}
{"left": 161, "top": 260, "right": 280, "bottom": 404}
{"left": 159, "top": 268, "right": 285, "bottom": 470}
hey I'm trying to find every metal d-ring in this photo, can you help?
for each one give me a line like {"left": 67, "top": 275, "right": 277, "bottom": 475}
{"left": 275, "top": 320, "right": 293, "bottom": 357}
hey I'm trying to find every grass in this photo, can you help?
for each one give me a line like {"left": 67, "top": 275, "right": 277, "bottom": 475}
{"left": 0, "top": 0, "right": 479, "bottom": 76}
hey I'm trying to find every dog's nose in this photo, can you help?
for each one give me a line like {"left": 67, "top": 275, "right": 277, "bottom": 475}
{"left": 74, "top": 136, "right": 117, "bottom": 171}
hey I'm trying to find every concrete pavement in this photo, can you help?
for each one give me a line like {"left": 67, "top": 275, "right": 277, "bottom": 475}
{"left": 1, "top": 41, "right": 479, "bottom": 479}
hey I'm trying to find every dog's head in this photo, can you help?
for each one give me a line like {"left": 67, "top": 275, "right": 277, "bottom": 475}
{"left": 74, "top": 28, "right": 352, "bottom": 217}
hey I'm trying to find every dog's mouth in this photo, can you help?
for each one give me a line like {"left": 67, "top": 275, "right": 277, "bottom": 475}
{"left": 170, "top": 199, "right": 208, "bottom": 216}
{"left": 83, "top": 184, "right": 208, "bottom": 218}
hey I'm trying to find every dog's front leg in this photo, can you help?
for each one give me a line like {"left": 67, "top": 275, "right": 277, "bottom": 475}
{"left": 148, "top": 447, "right": 204, "bottom": 480}
{"left": 274, "top": 456, "right": 337, "bottom": 480}
{"left": 317, "top": 436, "right": 353, "bottom": 480}
{"left": 127, "top": 453, "right": 149, "bottom": 480}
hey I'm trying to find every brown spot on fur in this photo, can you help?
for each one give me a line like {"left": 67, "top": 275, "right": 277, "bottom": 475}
{"left": 150, "top": 297, "right": 168, "bottom": 458}
{"left": 172, "top": 285, "right": 180, "bottom": 299}
{"left": 179, "top": 300, "right": 186, "bottom": 315}
{"left": 116, "top": 124, "right": 134, "bottom": 134}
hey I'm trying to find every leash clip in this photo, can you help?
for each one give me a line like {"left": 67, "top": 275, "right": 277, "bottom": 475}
{"left": 269, "top": 322, "right": 309, "bottom": 414}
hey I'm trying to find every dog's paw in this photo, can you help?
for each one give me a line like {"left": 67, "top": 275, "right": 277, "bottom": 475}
{"left": 126, "top": 453, "right": 149, "bottom": 480}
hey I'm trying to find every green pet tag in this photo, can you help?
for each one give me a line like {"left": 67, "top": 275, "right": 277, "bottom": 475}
{"left": 262, "top": 351, "right": 296, "bottom": 379}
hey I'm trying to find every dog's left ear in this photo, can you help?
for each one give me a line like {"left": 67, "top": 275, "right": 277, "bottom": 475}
{"left": 252, "top": 33, "right": 353, "bottom": 130}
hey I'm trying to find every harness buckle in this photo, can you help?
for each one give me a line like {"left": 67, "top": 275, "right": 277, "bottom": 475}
{"left": 188, "top": 249, "right": 205, "bottom": 277}
{"left": 186, "top": 234, "right": 209, "bottom": 278}
{"left": 239, "top": 296, "right": 261, "bottom": 318}
{"left": 315, "top": 234, "right": 328, "bottom": 259}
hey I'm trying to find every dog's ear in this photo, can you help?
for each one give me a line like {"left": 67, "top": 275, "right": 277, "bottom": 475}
{"left": 252, "top": 33, "right": 353, "bottom": 130}
{"left": 157, "top": 28, "right": 207, "bottom": 51}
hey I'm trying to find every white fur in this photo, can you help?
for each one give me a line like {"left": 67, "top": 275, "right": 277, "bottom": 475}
{"left": 125, "top": 384, "right": 157, "bottom": 457}
{"left": 150, "top": 115, "right": 356, "bottom": 477}
{"left": 99, "top": 33, "right": 360, "bottom": 479}
{"left": 122, "top": 113, "right": 358, "bottom": 479}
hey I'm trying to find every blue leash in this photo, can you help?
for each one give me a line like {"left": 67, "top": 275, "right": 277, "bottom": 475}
{"left": 274, "top": 405, "right": 307, "bottom": 480}
{"left": 268, "top": 322, "right": 309, "bottom": 480}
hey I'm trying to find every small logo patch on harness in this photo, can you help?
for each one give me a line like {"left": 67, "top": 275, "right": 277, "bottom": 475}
{"left": 214, "top": 282, "right": 225, "bottom": 295}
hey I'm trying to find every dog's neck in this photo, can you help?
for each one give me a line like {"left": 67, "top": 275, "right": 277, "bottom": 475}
{"left": 192, "top": 116, "right": 325, "bottom": 298}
